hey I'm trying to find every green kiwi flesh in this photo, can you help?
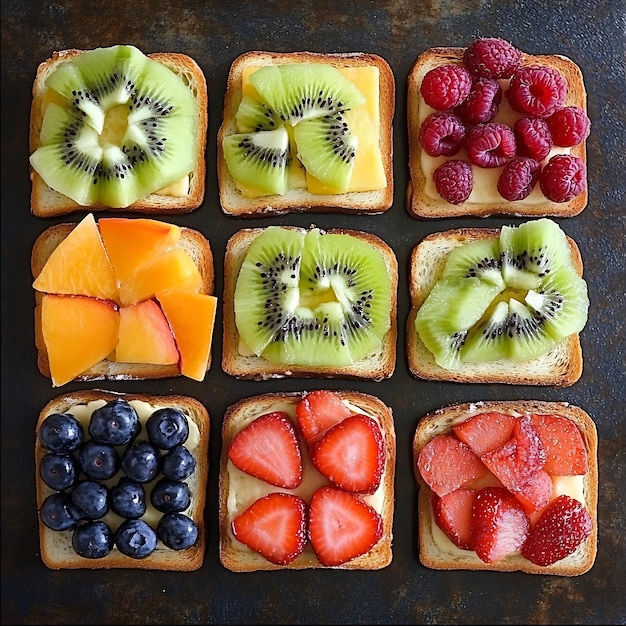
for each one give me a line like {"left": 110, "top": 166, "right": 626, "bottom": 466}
{"left": 30, "top": 45, "right": 197, "bottom": 208}
{"left": 225, "top": 63, "right": 367, "bottom": 195}
{"left": 416, "top": 219, "right": 589, "bottom": 370}
{"left": 234, "top": 227, "right": 392, "bottom": 367}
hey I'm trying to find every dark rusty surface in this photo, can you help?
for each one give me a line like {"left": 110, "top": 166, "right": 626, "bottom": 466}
{"left": 2, "top": 0, "right": 625, "bottom": 623}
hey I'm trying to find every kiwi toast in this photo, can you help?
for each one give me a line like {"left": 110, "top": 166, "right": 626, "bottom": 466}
{"left": 36, "top": 390, "right": 209, "bottom": 570}
{"left": 407, "top": 44, "right": 589, "bottom": 218}
{"left": 217, "top": 50, "right": 395, "bottom": 217}
{"left": 29, "top": 45, "right": 208, "bottom": 217}
{"left": 31, "top": 219, "right": 215, "bottom": 384}
{"left": 222, "top": 225, "right": 398, "bottom": 380}
{"left": 407, "top": 219, "right": 588, "bottom": 386}
{"left": 219, "top": 390, "right": 395, "bottom": 571}
{"left": 413, "top": 400, "right": 597, "bottom": 575}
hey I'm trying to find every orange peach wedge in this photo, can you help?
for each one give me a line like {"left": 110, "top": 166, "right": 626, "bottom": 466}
{"left": 157, "top": 290, "right": 218, "bottom": 381}
{"left": 33, "top": 213, "right": 118, "bottom": 300}
{"left": 40, "top": 294, "right": 119, "bottom": 387}
{"left": 115, "top": 299, "right": 179, "bottom": 365}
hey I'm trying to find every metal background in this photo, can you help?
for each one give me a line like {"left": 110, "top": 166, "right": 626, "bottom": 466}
{"left": 2, "top": 0, "right": 625, "bottom": 623}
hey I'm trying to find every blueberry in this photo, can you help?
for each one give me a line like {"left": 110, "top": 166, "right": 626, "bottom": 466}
{"left": 40, "top": 492, "right": 81, "bottom": 531}
{"left": 39, "top": 453, "right": 78, "bottom": 491}
{"left": 115, "top": 519, "right": 157, "bottom": 559}
{"left": 72, "top": 521, "right": 114, "bottom": 559}
{"left": 78, "top": 440, "right": 120, "bottom": 480}
{"left": 157, "top": 512, "right": 199, "bottom": 550}
{"left": 150, "top": 478, "right": 191, "bottom": 514}
{"left": 110, "top": 477, "right": 146, "bottom": 519}
{"left": 162, "top": 445, "right": 196, "bottom": 480}
{"left": 89, "top": 399, "right": 140, "bottom": 446}
{"left": 71, "top": 480, "right": 109, "bottom": 520}
{"left": 146, "top": 408, "right": 189, "bottom": 450}
{"left": 39, "top": 413, "right": 84, "bottom": 454}
{"left": 121, "top": 441, "right": 161, "bottom": 483}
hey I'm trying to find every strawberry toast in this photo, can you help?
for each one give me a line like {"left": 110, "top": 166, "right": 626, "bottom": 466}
{"left": 413, "top": 400, "right": 597, "bottom": 575}
{"left": 219, "top": 390, "right": 395, "bottom": 571}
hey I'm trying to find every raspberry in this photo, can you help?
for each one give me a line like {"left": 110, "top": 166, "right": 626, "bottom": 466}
{"left": 463, "top": 37, "right": 522, "bottom": 79}
{"left": 466, "top": 123, "right": 516, "bottom": 168}
{"left": 513, "top": 117, "right": 552, "bottom": 162}
{"left": 497, "top": 157, "right": 541, "bottom": 201}
{"left": 539, "top": 154, "right": 586, "bottom": 202}
{"left": 454, "top": 77, "right": 503, "bottom": 125}
{"left": 420, "top": 64, "right": 473, "bottom": 110}
{"left": 547, "top": 106, "right": 591, "bottom": 147}
{"left": 433, "top": 159, "right": 473, "bottom": 204}
{"left": 507, "top": 65, "right": 568, "bottom": 118}
{"left": 419, "top": 112, "right": 466, "bottom": 157}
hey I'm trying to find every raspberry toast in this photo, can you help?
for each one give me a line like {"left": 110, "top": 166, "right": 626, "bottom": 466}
{"left": 413, "top": 400, "right": 597, "bottom": 576}
{"left": 219, "top": 390, "right": 395, "bottom": 571}
{"left": 407, "top": 37, "right": 589, "bottom": 218}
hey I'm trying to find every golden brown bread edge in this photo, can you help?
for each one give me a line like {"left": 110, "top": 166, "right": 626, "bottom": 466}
{"left": 217, "top": 50, "right": 395, "bottom": 217}
{"left": 412, "top": 399, "right": 598, "bottom": 576}
{"left": 29, "top": 49, "right": 208, "bottom": 217}
{"left": 221, "top": 226, "right": 398, "bottom": 381}
{"left": 31, "top": 221, "right": 215, "bottom": 384}
{"left": 407, "top": 48, "right": 588, "bottom": 218}
{"left": 35, "top": 390, "right": 209, "bottom": 570}
{"left": 218, "top": 390, "right": 396, "bottom": 572}
{"left": 406, "top": 226, "right": 585, "bottom": 386}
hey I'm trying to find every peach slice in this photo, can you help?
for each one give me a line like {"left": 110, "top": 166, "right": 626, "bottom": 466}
{"left": 98, "top": 217, "right": 181, "bottom": 284}
{"left": 118, "top": 248, "right": 204, "bottom": 306}
{"left": 40, "top": 294, "right": 119, "bottom": 387}
{"left": 157, "top": 290, "right": 218, "bottom": 381}
{"left": 33, "top": 213, "right": 119, "bottom": 300}
{"left": 115, "top": 299, "right": 179, "bottom": 365}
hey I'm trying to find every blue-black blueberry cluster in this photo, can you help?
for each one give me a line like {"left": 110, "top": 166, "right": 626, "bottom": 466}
{"left": 38, "top": 399, "right": 199, "bottom": 560}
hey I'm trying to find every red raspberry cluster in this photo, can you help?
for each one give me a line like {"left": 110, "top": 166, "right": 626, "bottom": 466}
{"left": 418, "top": 37, "right": 590, "bottom": 205}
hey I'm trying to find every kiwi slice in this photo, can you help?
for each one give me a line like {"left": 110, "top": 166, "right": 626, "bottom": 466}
{"left": 222, "top": 127, "right": 289, "bottom": 196}
{"left": 29, "top": 45, "right": 197, "bottom": 208}
{"left": 415, "top": 219, "right": 589, "bottom": 369}
{"left": 235, "top": 95, "right": 282, "bottom": 133}
{"left": 234, "top": 227, "right": 392, "bottom": 367}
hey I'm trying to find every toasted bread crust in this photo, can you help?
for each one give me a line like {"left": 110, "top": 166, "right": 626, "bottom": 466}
{"left": 217, "top": 50, "right": 395, "bottom": 217}
{"left": 29, "top": 48, "right": 208, "bottom": 217}
{"left": 413, "top": 400, "right": 598, "bottom": 576}
{"left": 407, "top": 47, "right": 588, "bottom": 218}
{"left": 35, "top": 390, "right": 210, "bottom": 570}
{"left": 32, "top": 221, "right": 215, "bottom": 383}
{"left": 406, "top": 226, "right": 585, "bottom": 386}
{"left": 219, "top": 390, "right": 395, "bottom": 571}
{"left": 221, "top": 226, "right": 397, "bottom": 380}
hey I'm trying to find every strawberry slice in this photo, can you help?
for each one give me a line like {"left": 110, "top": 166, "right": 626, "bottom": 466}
{"left": 513, "top": 468, "right": 553, "bottom": 514}
{"left": 311, "top": 414, "right": 385, "bottom": 494}
{"left": 417, "top": 434, "right": 488, "bottom": 497}
{"left": 231, "top": 492, "right": 308, "bottom": 565}
{"left": 308, "top": 486, "right": 383, "bottom": 566}
{"left": 521, "top": 495, "right": 592, "bottom": 566}
{"left": 296, "top": 389, "right": 353, "bottom": 447}
{"left": 481, "top": 415, "right": 546, "bottom": 495}
{"left": 432, "top": 488, "right": 476, "bottom": 550}
{"left": 452, "top": 412, "right": 516, "bottom": 457}
{"left": 228, "top": 411, "right": 303, "bottom": 489}
{"left": 471, "top": 486, "right": 530, "bottom": 563}
{"left": 530, "top": 413, "right": 588, "bottom": 476}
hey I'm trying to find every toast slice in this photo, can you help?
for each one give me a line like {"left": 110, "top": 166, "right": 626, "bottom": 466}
{"left": 222, "top": 226, "right": 398, "bottom": 380}
{"left": 407, "top": 47, "right": 588, "bottom": 218}
{"left": 29, "top": 48, "right": 208, "bottom": 217}
{"left": 219, "top": 390, "right": 395, "bottom": 571}
{"left": 31, "top": 219, "right": 215, "bottom": 383}
{"left": 35, "top": 390, "right": 209, "bottom": 570}
{"left": 217, "top": 50, "right": 394, "bottom": 217}
{"left": 413, "top": 400, "right": 598, "bottom": 575}
{"left": 406, "top": 226, "right": 585, "bottom": 386}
